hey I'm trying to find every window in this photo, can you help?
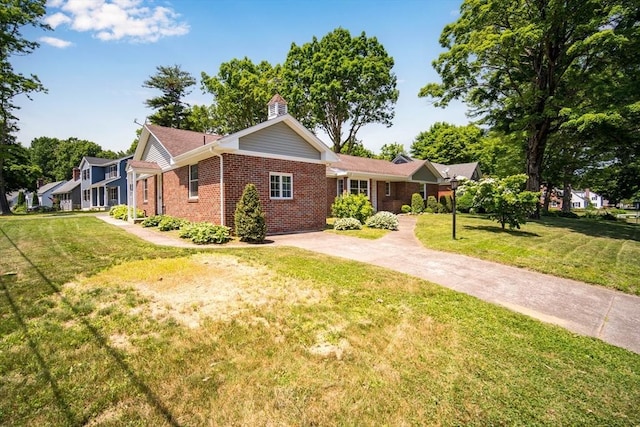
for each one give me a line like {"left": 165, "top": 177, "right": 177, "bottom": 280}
{"left": 83, "top": 189, "right": 90, "bottom": 202}
{"left": 82, "top": 169, "right": 90, "bottom": 180}
{"left": 143, "top": 179, "right": 148, "bottom": 202}
{"left": 108, "top": 187, "right": 118, "bottom": 203}
{"left": 270, "top": 173, "right": 293, "bottom": 199}
{"left": 107, "top": 164, "right": 117, "bottom": 178}
{"left": 349, "top": 179, "right": 368, "bottom": 197}
{"left": 385, "top": 181, "right": 391, "bottom": 197}
{"left": 189, "top": 164, "right": 198, "bottom": 199}
{"left": 572, "top": 202, "right": 581, "bottom": 208}
{"left": 337, "top": 179, "right": 344, "bottom": 196}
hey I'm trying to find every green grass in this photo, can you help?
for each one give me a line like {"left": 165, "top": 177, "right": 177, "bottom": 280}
{"left": 325, "top": 217, "right": 389, "bottom": 239}
{"left": 415, "top": 213, "right": 640, "bottom": 295}
{"left": 1, "top": 215, "right": 639, "bottom": 425}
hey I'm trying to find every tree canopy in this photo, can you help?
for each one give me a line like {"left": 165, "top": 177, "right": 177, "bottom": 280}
{"left": 283, "top": 28, "right": 398, "bottom": 154}
{"left": 411, "top": 122, "right": 484, "bottom": 164}
{"left": 420, "top": 0, "right": 639, "bottom": 202}
{"left": 143, "top": 64, "right": 196, "bottom": 129}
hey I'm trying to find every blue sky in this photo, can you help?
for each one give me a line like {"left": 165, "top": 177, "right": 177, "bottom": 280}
{"left": 14, "top": 0, "right": 469, "bottom": 154}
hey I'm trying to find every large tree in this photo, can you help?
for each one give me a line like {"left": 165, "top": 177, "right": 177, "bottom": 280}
{"left": 420, "top": 0, "right": 638, "bottom": 199}
{"left": 201, "top": 58, "right": 280, "bottom": 134}
{"left": 411, "top": 122, "right": 484, "bottom": 164}
{"left": 283, "top": 28, "right": 398, "bottom": 154}
{"left": 0, "top": 0, "right": 49, "bottom": 214}
{"left": 30, "top": 136, "right": 61, "bottom": 181}
{"left": 143, "top": 64, "right": 196, "bottom": 129}
{"left": 3, "top": 140, "right": 40, "bottom": 193}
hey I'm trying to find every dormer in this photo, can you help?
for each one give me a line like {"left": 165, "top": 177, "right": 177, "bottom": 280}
{"left": 267, "top": 94, "right": 288, "bottom": 119}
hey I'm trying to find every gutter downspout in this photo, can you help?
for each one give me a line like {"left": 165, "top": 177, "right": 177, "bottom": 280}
{"left": 210, "top": 148, "right": 225, "bottom": 226}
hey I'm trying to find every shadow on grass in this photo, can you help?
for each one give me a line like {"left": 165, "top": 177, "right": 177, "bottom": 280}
{"left": 535, "top": 216, "right": 640, "bottom": 242}
{"left": 0, "top": 227, "right": 181, "bottom": 426}
{"left": 462, "top": 224, "right": 540, "bottom": 238}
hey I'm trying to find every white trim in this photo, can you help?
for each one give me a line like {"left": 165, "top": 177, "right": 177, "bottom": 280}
{"left": 348, "top": 178, "right": 369, "bottom": 197}
{"left": 385, "top": 181, "right": 391, "bottom": 197}
{"left": 189, "top": 164, "right": 199, "bottom": 199}
{"left": 269, "top": 172, "right": 293, "bottom": 200}
{"left": 143, "top": 179, "right": 148, "bottom": 203}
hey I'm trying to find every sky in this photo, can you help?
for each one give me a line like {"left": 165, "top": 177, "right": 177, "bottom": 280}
{"left": 14, "top": 0, "right": 470, "bottom": 155}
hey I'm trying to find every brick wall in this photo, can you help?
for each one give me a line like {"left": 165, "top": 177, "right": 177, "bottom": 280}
{"left": 224, "top": 153, "right": 326, "bottom": 234}
{"left": 326, "top": 177, "right": 339, "bottom": 216}
{"left": 136, "top": 176, "right": 157, "bottom": 217}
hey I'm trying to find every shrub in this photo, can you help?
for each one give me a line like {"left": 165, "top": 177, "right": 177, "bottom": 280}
{"left": 17, "top": 191, "right": 25, "bottom": 206}
{"left": 435, "top": 202, "right": 447, "bottom": 213}
{"left": 411, "top": 193, "right": 424, "bottom": 214}
{"left": 179, "top": 222, "right": 230, "bottom": 244}
{"left": 331, "top": 193, "right": 374, "bottom": 223}
{"left": 365, "top": 211, "right": 399, "bottom": 230}
{"left": 31, "top": 192, "right": 39, "bottom": 207}
{"left": 558, "top": 211, "right": 579, "bottom": 219}
{"left": 424, "top": 207, "right": 434, "bottom": 214}
{"left": 109, "top": 204, "right": 144, "bottom": 220}
{"left": 426, "top": 196, "right": 438, "bottom": 212}
{"left": 401, "top": 204, "right": 411, "bottom": 214}
{"left": 473, "top": 175, "right": 540, "bottom": 229}
{"left": 235, "top": 183, "right": 266, "bottom": 243}
{"left": 12, "top": 204, "right": 27, "bottom": 214}
{"left": 141, "top": 215, "right": 164, "bottom": 227}
{"left": 439, "top": 195, "right": 452, "bottom": 213}
{"left": 333, "top": 217, "right": 362, "bottom": 230}
{"left": 158, "top": 215, "right": 186, "bottom": 231}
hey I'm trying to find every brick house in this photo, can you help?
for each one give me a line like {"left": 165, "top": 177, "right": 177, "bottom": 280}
{"left": 126, "top": 95, "right": 338, "bottom": 234}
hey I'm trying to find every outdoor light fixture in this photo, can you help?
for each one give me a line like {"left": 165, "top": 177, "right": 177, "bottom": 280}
{"left": 450, "top": 176, "right": 459, "bottom": 239}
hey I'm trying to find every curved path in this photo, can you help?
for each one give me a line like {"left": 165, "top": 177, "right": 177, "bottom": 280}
{"left": 98, "top": 214, "right": 640, "bottom": 354}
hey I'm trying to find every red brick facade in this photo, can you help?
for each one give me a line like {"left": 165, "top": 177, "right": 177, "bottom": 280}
{"left": 135, "top": 153, "right": 326, "bottom": 234}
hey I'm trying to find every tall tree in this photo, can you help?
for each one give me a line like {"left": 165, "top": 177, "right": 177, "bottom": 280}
{"left": 378, "top": 142, "right": 406, "bottom": 161}
{"left": 201, "top": 58, "right": 280, "bottom": 134}
{"left": 283, "top": 28, "right": 398, "bottom": 154}
{"left": 143, "top": 64, "right": 196, "bottom": 129}
{"left": 3, "top": 140, "right": 40, "bottom": 192}
{"left": 52, "top": 138, "right": 109, "bottom": 181}
{"left": 30, "top": 136, "right": 61, "bottom": 181}
{"left": 420, "top": 0, "right": 638, "bottom": 199}
{"left": 411, "top": 122, "right": 484, "bottom": 164}
{"left": 0, "top": 0, "right": 49, "bottom": 214}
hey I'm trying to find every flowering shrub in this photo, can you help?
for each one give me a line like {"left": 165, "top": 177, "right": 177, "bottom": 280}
{"left": 365, "top": 211, "right": 399, "bottom": 230}
{"left": 333, "top": 217, "right": 362, "bottom": 230}
{"left": 331, "top": 193, "right": 373, "bottom": 223}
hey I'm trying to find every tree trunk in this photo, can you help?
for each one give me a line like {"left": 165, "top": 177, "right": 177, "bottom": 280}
{"left": 562, "top": 181, "right": 572, "bottom": 213}
{"left": 542, "top": 184, "right": 552, "bottom": 213}
{"left": 0, "top": 156, "right": 12, "bottom": 215}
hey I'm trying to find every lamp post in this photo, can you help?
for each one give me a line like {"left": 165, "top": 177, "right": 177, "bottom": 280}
{"left": 450, "top": 176, "right": 459, "bottom": 239}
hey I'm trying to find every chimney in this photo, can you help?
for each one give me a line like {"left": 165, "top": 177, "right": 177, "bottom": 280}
{"left": 267, "top": 94, "right": 288, "bottom": 119}
{"left": 72, "top": 167, "right": 80, "bottom": 181}
{"left": 37, "top": 178, "right": 44, "bottom": 189}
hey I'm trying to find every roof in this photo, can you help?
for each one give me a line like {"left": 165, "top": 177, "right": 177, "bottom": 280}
{"left": 83, "top": 156, "right": 114, "bottom": 166}
{"left": 51, "top": 179, "right": 80, "bottom": 194}
{"left": 128, "top": 160, "right": 161, "bottom": 170}
{"left": 431, "top": 162, "right": 481, "bottom": 181}
{"left": 329, "top": 154, "right": 442, "bottom": 181}
{"left": 90, "top": 177, "right": 119, "bottom": 188}
{"left": 37, "top": 181, "right": 66, "bottom": 195}
{"left": 268, "top": 94, "right": 288, "bottom": 105}
{"left": 146, "top": 124, "right": 222, "bottom": 157}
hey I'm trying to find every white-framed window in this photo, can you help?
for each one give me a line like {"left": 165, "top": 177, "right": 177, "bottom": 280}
{"left": 189, "top": 164, "right": 198, "bottom": 199}
{"left": 337, "top": 179, "right": 344, "bottom": 196}
{"left": 143, "top": 179, "right": 148, "bottom": 202}
{"left": 82, "top": 169, "right": 90, "bottom": 180}
{"left": 107, "top": 164, "right": 117, "bottom": 178}
{"left": 83, "top": 189, "right": 90, "bottom": 202}
{"left": 349, "top": 179, "right": 369, "bottom": 197}
{"left": 108, "top": 187, "right": 118, "bottom": 203}
{"left": 270, "top": 173, "right": 293, "bottom": 199}
{"left": 572, "top": 202, "right": 581, "bottom": 208}
{"left": 385, "top": 181, "right": 391, "bottom": 197}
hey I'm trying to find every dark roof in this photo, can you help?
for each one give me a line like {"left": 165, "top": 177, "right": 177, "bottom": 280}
{"left": 146, "top": 124, "right": 222, "bottom": 157}
{"left": 84, "top": 156, "right": 113, "bottom": 165}
{"left": 37, "top": 181, "right": 66, "bottom": 195}
{"left": 51, "top": 179, "right": 80, "bottom": 194}
{"left": 329, "top": 154, "right": 437, "bottom": 178}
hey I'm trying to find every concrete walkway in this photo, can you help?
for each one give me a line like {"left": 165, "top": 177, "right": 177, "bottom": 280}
{"left": 97, "top": 214, "right": 640, "bottom": 354}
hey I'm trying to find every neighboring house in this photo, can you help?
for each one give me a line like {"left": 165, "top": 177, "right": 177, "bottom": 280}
{"left": 326, "top": 154, "right": 444, "bottom": 214}
{"left": 52, "top": 167, "right": 82, "bottom": 211}
{"left": 543, "top": 188, "right": 608, "bottom": 210}
{"left": 126, "top": 95, "right": 338, "bottom": 234}
{"left": 37, "top": 181, "right": 66, "bottom": 208}
{"left": 431, "top": 161, "right": 482, "bottom": 189}
{"left": 79, "top": 155, "right": 133, "bottom": 210}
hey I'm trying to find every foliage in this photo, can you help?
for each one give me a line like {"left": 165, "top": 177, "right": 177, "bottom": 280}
{"left": 340, "top": 139, "right": 375, "bottom": 158}
{"left": 365, "top": 211, "right": 399, "bottom": 230}
{"left": 420, "top": 0, "right": 639, "bottom": 195}
{"left": 333, "top": 217, "right": 362, "bottom": 230}
{"left": 378, "top": 142, "right": 406, "bottom": 161}
{"left": 143, "top": 64, "right": 196, "bottom": 129}
{"left": 31, "top": 191, "right": 39, "bottom": 207}
{"left": 456, "top": 187, "right": 475, "bottom": 213}
{"left": 331, "top": 193, "right": 374, "bottom": 224}
{"left": 178, "top": 222, "right": 231, "bottom": 244}
{"left": 439, "top": 195, "right": 452, "bottom": 213}
{"left": 158, "top": 215, "right": 186, "bottom": 231}
{"left": 425, "top": 195, "right": 438, "bottom": 212}
{"left": 234, "top": 183, "right": 266, "bottom": 243}
{"left": 141, "top": 215, "right": 164, "bottom": 227}
{"left": 283, "top": 27, "right": 398, "bottom": 154}
{"left": 201, "top": 58, "right": 280, "bottom": 135}
{"left": 11, "top": 203, "right": 26, "bottom": 213}
{"left": 411, "top": 122, "right": 484, "bottom": 164}
{"left": 16, "top": 190, "right": 25, "bottom": 206}
{"left": 411, "top": 193, "right": 424, "bottom": 214}
{"left": 3, "top": 142, "right": 41, "bottom": 192}
{"left": 109, "top": 204, "right": 144, "bottom": 221}
{"left": 468, "top": 175, "right": 540, "bottom": 229}
{"left": 0, "top": 0, "right": 50, "bottom": 214}
{"left": 401, "top": 204, "right": 411, "bottom": 214}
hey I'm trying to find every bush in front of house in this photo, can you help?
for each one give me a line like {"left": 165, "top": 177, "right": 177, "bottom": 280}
{"left": 31, "top": 192, "right": 39, "bottom": 208}
{"left": 426, "top": 196, "right": 438, "bottom": 212}
{"left": 179, "top": 222, "right": 231, "bottom": 244}
{"left": 17, "top": 191, "right": 26, "bottom": 206}
{"left": 109, "top": 204, "right": 144, "bottom": 220}
{"left": 331, "top": 193, "right": 374, "bottom": 224}
{"left": 333, "top": 217, "right": 362, "bottom": 230}
{"left": 141, "top": 215, "right": 164, "bottom": 227}
{"left": 401, "top": 204, "right": 411, "bottom": 214}
{"left": 158, "top": 215, "right": 187, "bottom": 231}
{"left": 235, "top": 183, "right": 267, "bottom": 243}
{"left": 411, "top": 193, "right": 424, "bottom": 214}
{"left": 439, "top": 195, "right": 452, "bottom": 213}
{"left": 365, "top": 211, "right": 399, "bottom": 230}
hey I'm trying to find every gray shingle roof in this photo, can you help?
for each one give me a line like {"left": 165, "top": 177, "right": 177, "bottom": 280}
{"left": 146, "top": 124, "right": 222, "bottom": 157}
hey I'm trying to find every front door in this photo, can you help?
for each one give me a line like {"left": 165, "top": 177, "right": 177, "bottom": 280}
{"left": 156, "top": 174, "right": 163, "bottom": 214}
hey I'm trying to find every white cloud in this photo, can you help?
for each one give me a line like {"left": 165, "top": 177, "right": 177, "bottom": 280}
{"left": 39, "top": 36, "right": 73, "bottom": 48}
{"left": 45, "top": 0, "right": 189, "bottom": 43}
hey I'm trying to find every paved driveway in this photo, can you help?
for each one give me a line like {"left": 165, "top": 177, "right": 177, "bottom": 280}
{"left": 99, "top": 214, "right": 640, "bottom": 354}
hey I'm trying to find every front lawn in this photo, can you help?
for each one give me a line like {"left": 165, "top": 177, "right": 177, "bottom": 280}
{"left": 325, "top": 217, "right": 389, "bottom": 239}
{"left": 1, "top": 215, "right": 639, "bottom": 425}
{"left": 415, "top": 213, "right": 640, "bottom": 295}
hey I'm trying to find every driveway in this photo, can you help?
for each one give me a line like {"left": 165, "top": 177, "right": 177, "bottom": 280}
{"left": 99, "top": 214, "right": 640, "bottom": 354}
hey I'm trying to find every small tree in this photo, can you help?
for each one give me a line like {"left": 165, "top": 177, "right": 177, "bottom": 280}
{"left": 31, "top": 191, "right": 39, "bottom": 208}
{"left": 411, "top": 193, "right": 424, "bottom": 214}
{"left": 426, "top": 195, "right": 438, "bottom": 212}
{"left": 473, "top": 175, "right": 540, "bottom": 229}
{"left": 331, "top": 193, "right": 373, "bottom": 224}
{"left": 16, "top": 190, "right": 25, "bottom": 206}
{"left": 234, "top": 183, "right": 266, "bottom": 242}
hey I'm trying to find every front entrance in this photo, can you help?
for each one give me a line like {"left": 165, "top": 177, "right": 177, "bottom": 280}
{"left": 156, "top": 174, "right": 163, "bottom": 214}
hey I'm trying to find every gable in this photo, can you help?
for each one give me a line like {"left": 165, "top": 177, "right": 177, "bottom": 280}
{"left": 142, "top": 134, "right": 172, "bottom": 169}
{"left": 411, "top": 166, "right": 441, "bottom": 183}
{"left": 238, "top": 121, "right": 321, "bottom": 160}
